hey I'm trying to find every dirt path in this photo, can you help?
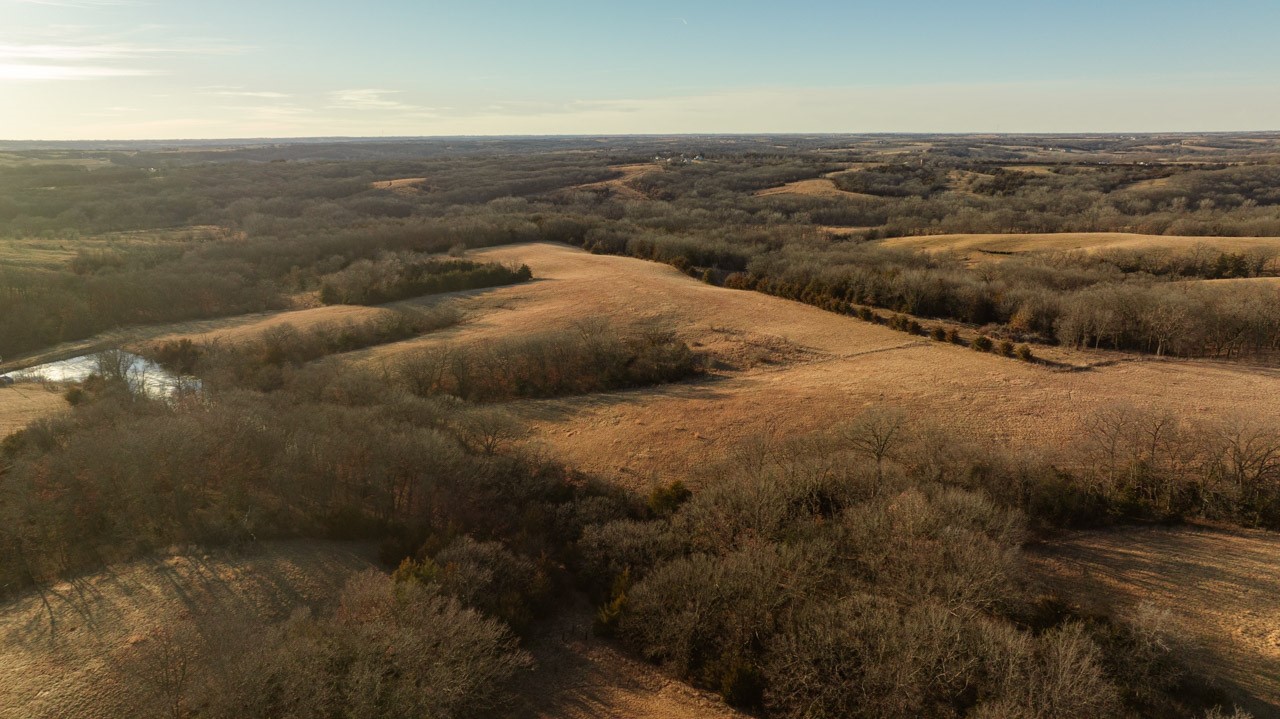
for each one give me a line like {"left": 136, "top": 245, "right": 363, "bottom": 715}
{"left": 353, "top": 242, "right": 1280, "bottom": 487}
{"left": 0, "top": 541, "right": 377, "bottom": 719}
{"left": 1032, "top": 526, "right": 1280, "bottom": 718}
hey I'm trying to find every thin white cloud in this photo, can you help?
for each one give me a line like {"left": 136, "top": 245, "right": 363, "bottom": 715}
{"left": 0, "top": 42, "right": 146, "bottom": 60}
{"left": 212, "top": 90, "right": 291, "bottom": 99}
{"left": 10, "top": 0, "right": 142, "bottom": 6}
{"left": 328, "top": 89, "right": 439, "bottom": 118}
{"left": 0, "top": 62, "right": 155, "bottom": 80}
{"left": 0, "top": 36, "right": 245, "bottom": 82}
{"left": 329, "top": 88, "right": 410, "bottom": 110}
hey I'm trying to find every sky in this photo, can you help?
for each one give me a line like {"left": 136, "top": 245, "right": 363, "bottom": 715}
{"left": 2, "top": 0, "right": 1280, "bottom": 140}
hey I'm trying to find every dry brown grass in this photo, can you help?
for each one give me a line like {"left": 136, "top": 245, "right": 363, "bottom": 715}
{"left": 0, "top": 385, "right": 66, "bottom": 438}
{"left": 819, "top": 225, "right": 875, "bottom": 237}
{"left": 1001, "top": 165, "right": 1059, "bottom": 175}
{"left": 141, "top": 304, "right": 401, "bottom": 348}
{"left": 348, "top": 243, "right": 1280, "bottom": 487}
{"left": 2, "top": 301, "right": 407, "bottom": 373}
{"left": 879, "top": 232, "right": 1280, "bottom": 263}
{"left": 568, "top": 163, "right": 660, "bottom": 200}
{"left": 0, "top": 226, "right": 230, "bottom": 271}
{"left": 1033, "top": 526, "right": 1280, "bottom": 717}
{"left": 1188, "top": 276, "right": 1280, "bottom": 287}
{"left": 0, "top": 541, "right": 377, "bottom": 719}
{"left": 754, "top": 176, "right": 878, "bottom": 200}
{"left": 369, "top": 176, "right": 427, "bottom": 193}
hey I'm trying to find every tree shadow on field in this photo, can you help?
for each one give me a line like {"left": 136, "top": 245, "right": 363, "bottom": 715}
{"left": 1, "top": 541, "right": 376, "bottom": 652}
{"left": 503, "top": 373, "right": 735, "bottom": 425}
{"left": 1032, "top": 525, "right": 1280, "bottom": 718}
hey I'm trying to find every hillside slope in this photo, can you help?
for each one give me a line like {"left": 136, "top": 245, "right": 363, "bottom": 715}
{"left": 355, "top": 242, "right": 1280, "bottom": 483}
{"left": 1034, "top": 526, "right": 1280, "bottom": 717}
{"left": 0, "top": 541, "right": 377, "bottom": 719}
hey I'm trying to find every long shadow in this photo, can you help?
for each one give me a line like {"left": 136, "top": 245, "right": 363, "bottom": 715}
{"left": 502, "top": 373, "right": 737, "bottom": 425}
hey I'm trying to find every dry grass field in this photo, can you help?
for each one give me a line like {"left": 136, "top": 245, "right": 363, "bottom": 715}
{"left": 0, "top": 541, "right": 378, "bottom": 719}
{"left": 347, "top": 242, "right": 1280, "bottom": 484}
{"left": 754, "top": 176, "right": 877, "bottom": 200}
{"left": 8, "top": 241, "right": 1280, "bottom": 718}
{"left": 1, "top": 301, "right": 424, "bottom": 374}
{"left": 1034, "top": 526, "right": 1280, "bottom": 717}
{"left": 1190, "top": 276, "right": 1280, "bottom": 287}
{"left": 139, "top": 303, "right": 404, "bottom": 348}
{"left": 369, "top": 176, "right": 427, "bottom": 193}
{"left": 0, "top": 385, "right": 66, "bottom": 438}
{"left": 878, "top": 232, "right": 1280, "bottom": 263}
{"left": 567, "top": 163, "right": 659, "bottom": 200}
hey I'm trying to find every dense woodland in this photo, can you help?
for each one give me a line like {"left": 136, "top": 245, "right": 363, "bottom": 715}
{"left": 2, "top": 135, "right": 1279, "bottom": 718}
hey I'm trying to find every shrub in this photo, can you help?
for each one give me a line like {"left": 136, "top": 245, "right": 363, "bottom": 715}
{"left": 63, "top": 386, "right": 87, "bottom": 406}
{"left": 649, "top": 480, "right": 692, "bottom": 517}
{"left": 998, "top": 339, "right": 1015, "bottom": 357}
{"left": 972, "top": 335, "right": 994, "bottom": 352}
{"left": 394, "top": 320, "right": 703, "bottom": 402}
{"left": 930, "top": 326, "right": 947, "bottom": 341}
{"left": 1015, "top": 344, "right": 1034, "bottom": 361}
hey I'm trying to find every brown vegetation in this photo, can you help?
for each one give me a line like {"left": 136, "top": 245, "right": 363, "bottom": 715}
{"left": 6, "top": 135, "right": 1280, "bottom": 719}
{"left": 0, "top": 385, "right": 65, "bottom": 438}
{"left": 1034, "top": 526, "right": 1280, "bottom": 717}
{"left": 0, "top": 541, "right": 378, "bottom": 719}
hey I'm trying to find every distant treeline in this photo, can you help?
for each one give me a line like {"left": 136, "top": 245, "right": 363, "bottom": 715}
{"left": 6, "top": 140, "right": 1280, "bottom": 362}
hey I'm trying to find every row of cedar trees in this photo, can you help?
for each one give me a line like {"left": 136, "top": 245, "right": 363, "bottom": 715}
{"left": 567, "top": 232, "right": 1280, "bottom": 361}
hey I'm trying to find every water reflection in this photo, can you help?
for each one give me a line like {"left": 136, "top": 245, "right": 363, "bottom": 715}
{"left": 3, "top": 351, "right": 201, "bottom": 399}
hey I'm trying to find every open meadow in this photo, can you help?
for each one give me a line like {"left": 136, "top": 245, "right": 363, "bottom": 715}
{"left": 4, "top": 134, "right": 1280, "bottom": 718}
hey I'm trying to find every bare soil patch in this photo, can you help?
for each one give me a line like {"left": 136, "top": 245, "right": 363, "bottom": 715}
{"left": 0, "top": 541, "right": 377, "bottom": 719}
{"left": 1033, "top": 526, "right": 1280, "bottom": 717}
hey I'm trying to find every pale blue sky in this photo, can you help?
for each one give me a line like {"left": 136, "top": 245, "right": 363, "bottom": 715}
{"left": 3, "top": 0, "right": 1279, "bottom": 139}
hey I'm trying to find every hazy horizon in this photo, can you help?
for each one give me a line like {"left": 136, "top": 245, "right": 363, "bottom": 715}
{"left": 4, "top": 0, "right": 1280, "bottom": 141}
